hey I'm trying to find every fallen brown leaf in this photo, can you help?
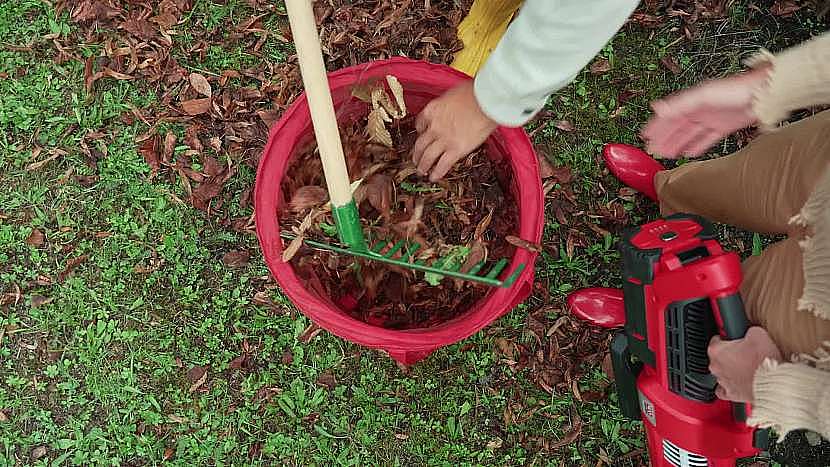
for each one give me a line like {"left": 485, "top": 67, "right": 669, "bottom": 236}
{"left": 289, "top": 186, "right": 328, "bottom": 212}
{"left": 163, "top": 447, "right": 174, "bottom": 461}
{"left": 257, "top": 109, "right": 279, "bottom": 128}
{"left": 506, "top": 235, "right": 542, "bottom": 253}
{"left": 181, "top": 98, "right": 212, "bottom": 116}
{"left": 550, "top": 166, "right": 573, "bottom": 185}
{"left": 26, "top": 229, "right": 45, "bottom": 247}
{"left": 366, "top": 107, "right": 393, "bottom": 147}
{"left": 222, "top": 250, "right": 250, "bottom": 268}
{"left": 298, "top": 322, "right": 322, "bottom": 343}
{"left": 550, "top": 417, "right": 583, "bottom": 450}
{"left": 229, "top": 354, "right": 251, "bottom": 370}
{"left": 0, "top": 410, "right": 7, "bottom": 422}
{"left": 316, "top": 371, "right": 337, "bottom": 389}
{"left": 770, "top": 0, "right": 802, "bottom": 16}
{"left": 30, "top": 295, "right": 53, "bottom": 308}
{"left": 590, "top": 58, "right": 611, "bottom": 74}
{"left": 58, "top": 255, "right": 88, "bottom": 282}
{"left": 186, "top": 365, "right": 206, "bottom": 383}
{"left": 138, "top": 136, "right": 160, "bottom": 178}
{"left": 71, "top": 0, "right": 122, "bottom": 23}
{"left": 537, "top": 154, "right": 556, "bottom": 179}
{"left": 386, "top": 75, "right": 406, "bottom": 117}
{"left": 660, "top": 56, "right": 682, "bottom": 75}
{"left": 31, "top": 446, "right": 47, "bottom": 460}
{"left": 121, "top": 17, "right": 156, "bottom": 41}
{"left": 281, "top": 350, "right": 294, "bottom": 365}
{"left": 187, "top": 365, "right": 208, "bottom": 392}
{"left": 189, "top": 72, "right": 212, "bottom": 97}
{"left": 162, "top": 132, "right": 176, "bottom": 164}
{"left": 26, "top": 150, "right": 62, "bottom": 171}
{"left": 554, "top": 120, "right": 575, "bottom": 132}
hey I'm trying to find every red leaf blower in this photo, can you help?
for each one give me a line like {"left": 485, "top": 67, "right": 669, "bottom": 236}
{"left": 608, "top": 214, "right": 770, "bottom": 466}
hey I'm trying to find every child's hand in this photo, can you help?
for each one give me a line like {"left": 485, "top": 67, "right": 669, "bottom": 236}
{"left": 708, "top": 326, "right": 782, "bottom": 402}
{"left": 412, "top": 81, "right": 498, "bottom": 182}
{"left": 641, "top": 67, "right": 769, "bottom": 159}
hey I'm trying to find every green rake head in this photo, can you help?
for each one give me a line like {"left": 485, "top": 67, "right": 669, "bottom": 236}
{"left": 282, "top": 232, "right": 526, "bottom": 288}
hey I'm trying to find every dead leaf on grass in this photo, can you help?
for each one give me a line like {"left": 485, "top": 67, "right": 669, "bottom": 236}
{"left": 58, "top": 255, "right": 88, "bottom": 282}
{"left": 660, "top": 56, "right": 682, "bottom": 74}
{"left": 590, "top": 58, "right": 611, "bottom": 74}
{"left": 316, "top": 371, "right": 337, "bottom": 389}
{"left": 26, "top": 150, "right": 62, "bottom": 171}
{"left": 139, "top": 136, "right": 160, "bottom": 178}
{"left": 298, "top": 322, "right": 322, "bottom": 343}
{"left": 31, "top": 295, "right": 53, "bottom": 308}
{"left": 71, "top": 0, "right": 122, "bottom": 23}
{"left": 222, "top": 250, "right": 250, "bottom": 268}
{"left": 26, "top": 229, "right": 45, "bottom": 247}
{"left": 31, "top": 446, "right": 47, "bottom": 460}
{"left": 505, "top": 235, "right": 541, "bottom": 253}
{"left": 181, "top": 98, "right": 212, "bottom": 115}
{"left": 486, "top": 438, "right": 503, "bottom": 449}
{"left": 554, "top": 120, "right": 575, "bottom": 132}
{"left": 537, "top": 154, "right": 556, "bottom": 179}
{"left": 0, "top": 410, "right": 7, "bottom": 422}
{"left": 187, "top": 365, "right": 208, "bottom": 393}
{"left": 229, "top": 354, "right": 251, "bottom": 370}
{"left": 771, "top": 0, "right": 802, "bottom": 16}
{"left": 550, "top": 416, "right": 583, "bottom": 450}
{"left": 189, "top": 72, "right": 212, "bottom": 97}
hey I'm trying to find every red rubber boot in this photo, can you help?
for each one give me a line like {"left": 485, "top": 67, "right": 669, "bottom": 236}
{"left": 603, "top": 143, "right": 664, "bottom": 201}
{"left": 567, "top": 288, "right": 625, "bottom": 329}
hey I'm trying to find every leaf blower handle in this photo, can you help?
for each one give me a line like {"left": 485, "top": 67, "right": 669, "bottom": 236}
{"left": 715, "top": 293, "right": 751, "bottom": 423}
{"left": 284, "top": 0, "right": 366, "bottom": 250}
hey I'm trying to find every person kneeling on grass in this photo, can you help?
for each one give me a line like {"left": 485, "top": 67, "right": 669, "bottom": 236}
{"left": 568, "top": 33, "right": 830, "bottom": 441}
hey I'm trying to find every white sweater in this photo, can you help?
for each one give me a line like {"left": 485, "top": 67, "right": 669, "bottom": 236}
{"left": 474, "top": 0, "right": 640, "bottom": 126}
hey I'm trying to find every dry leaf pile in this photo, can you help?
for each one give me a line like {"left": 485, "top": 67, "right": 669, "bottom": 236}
{"left": 280, "top": 77, "right": 519, "bottom": 330}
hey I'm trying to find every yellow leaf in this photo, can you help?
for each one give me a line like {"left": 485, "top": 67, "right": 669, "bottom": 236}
{"left": 371, "top": 88, "right": 402, "bottom": 120}
{"left": 366, "top": 108, "right": 393, "bottom": 147}
{"left": 386, "top": 75, "right": 406, "bottom": 117}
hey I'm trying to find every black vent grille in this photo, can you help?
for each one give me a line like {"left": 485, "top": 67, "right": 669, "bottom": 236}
{"left": 666, "top": 299, "right": 718, "bottom": 401}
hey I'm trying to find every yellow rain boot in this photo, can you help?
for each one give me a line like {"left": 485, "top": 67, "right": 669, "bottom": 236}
{"left": 451, "top": 0, "right": 525, "bottom": 77}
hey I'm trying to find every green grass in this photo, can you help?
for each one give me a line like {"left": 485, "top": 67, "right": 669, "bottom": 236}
{"left": 0, "top": 0, "right": 825, "bottom": 465}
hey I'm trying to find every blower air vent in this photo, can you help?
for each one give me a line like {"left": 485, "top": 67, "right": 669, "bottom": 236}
{"left": 663, "top": 439, "right": 709, "bottom": 467}
{"left": 665, "top": 298, "right": 719, "bottom": 401}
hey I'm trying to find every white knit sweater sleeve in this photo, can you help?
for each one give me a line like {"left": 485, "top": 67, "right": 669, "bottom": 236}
{"left": 473, "top": 0, "right": 639, "bottom": 127}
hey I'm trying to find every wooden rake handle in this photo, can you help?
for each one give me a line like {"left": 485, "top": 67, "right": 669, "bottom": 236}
{"left": 285, "top": 0, "right": 352, "bottom": 208}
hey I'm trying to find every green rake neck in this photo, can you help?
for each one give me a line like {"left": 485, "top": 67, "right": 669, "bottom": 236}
{"left": 281, "top": 232, "right": 525, "bottom": 288}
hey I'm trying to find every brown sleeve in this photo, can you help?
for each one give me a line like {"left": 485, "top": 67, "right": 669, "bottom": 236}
{"left": 746, "top": 32, "right": 830, "bottom": 130}
{"left": 748, "top": 359, "right": 830, "bottom": 439}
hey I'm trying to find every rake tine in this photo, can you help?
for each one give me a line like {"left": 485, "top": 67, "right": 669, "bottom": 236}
{"left": 501, "top": 263, "right": 526, "bottom": 287}
{"left": 445, "top": 258, "right": 463, "bottom": 273}
{"left": 371, "top": 241, "right": 386, "bottom": 254}
{"left": 403, "top": 242, "right": 421, "bottom": 261}
{"left": 383, "top": 239, "right": 407, "bottom": 258}
{"left": 485, "top": 258, "right": 509, "bottom": 279}
{"left": 467, "top": 261, "right": 485, "bottom": 276}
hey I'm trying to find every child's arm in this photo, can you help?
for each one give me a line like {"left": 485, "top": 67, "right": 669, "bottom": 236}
{"left": 474, "top": 0, "right": 640, "bottom": 127}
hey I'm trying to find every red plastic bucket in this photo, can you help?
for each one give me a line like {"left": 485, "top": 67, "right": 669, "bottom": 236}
{"left": 255, "top": 57, "right": 544, "bottom": 365}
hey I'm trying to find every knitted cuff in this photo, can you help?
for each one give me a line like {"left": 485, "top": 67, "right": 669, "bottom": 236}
{"left": 749, "top": 359, "right": 830, "bottom": 440}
